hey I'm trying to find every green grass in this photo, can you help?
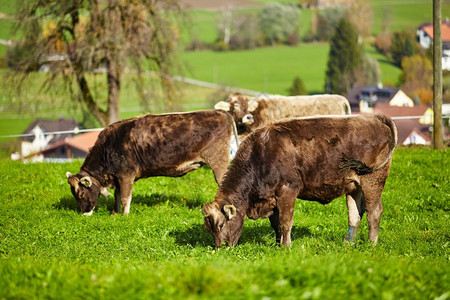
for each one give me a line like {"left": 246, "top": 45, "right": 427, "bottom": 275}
{"left": 181, "top": 43, "right": 401, "bottom": 95}
{"left": 0, "top": 147, "right": 448, "bottom": 299}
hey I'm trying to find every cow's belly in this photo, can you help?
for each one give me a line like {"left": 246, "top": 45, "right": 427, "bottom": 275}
{"left": 141, "top": 160, "right": 205, "bottom": 178}
{"left": 298, "top": 182, "right": 352, "bottom": 204}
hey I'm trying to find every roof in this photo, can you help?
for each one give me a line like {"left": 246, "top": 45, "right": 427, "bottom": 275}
{"left": 22, "top": 118, "right": 79, "bottom": 144}
{"left": 393, "top": 118, "right": 431, "bottom": 144}
{"left": 346, "top": 85, "right": 400, "bottom": 112}
{"left": 373, "top": 103, "right": 429, "bottom": 117}
{"left": 41, "top": 130, "right": 101, "bottom": 155}
{"left": 418, "top": 21, "right": 450, "bottom": 42}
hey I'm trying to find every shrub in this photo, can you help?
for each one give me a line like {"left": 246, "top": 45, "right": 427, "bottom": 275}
{"left": 288, "top": 76, "right": 307, "bottom": 95}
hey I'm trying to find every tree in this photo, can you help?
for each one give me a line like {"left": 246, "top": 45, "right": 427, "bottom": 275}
{"left": 258, "top": 3, "right": 300, "bottom": 45}
{"left": 325, "top": 19, "right": 360, "bottom": 95}
{"left": 355, "top": 54, "right": 380, "bottom": 86}
{"left": 12, "top": 0, "right": 183, "bottom": 127}
{"left": 390, "top": 30, "right": 420, "bottom": 67}
{"left": 399, "top": 54, "right": 433, "bottom": 104}
{"left": 288, "top": 76, "right": 307, "bottom": 96}
{"left": 315, "top": 7, "right": 346, "bottom": 41}
{"left": 346, "top": 0, "right": 373, "bottom": 42}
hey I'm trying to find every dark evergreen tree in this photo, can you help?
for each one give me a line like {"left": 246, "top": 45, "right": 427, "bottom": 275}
{"left": 324, "top": 19, "right": 360, "bottom": 95}
{"left": 288, "top": 76, "right": 307, "bottom": 95}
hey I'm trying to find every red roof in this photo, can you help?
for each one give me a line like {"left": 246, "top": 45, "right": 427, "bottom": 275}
{"left": 373, "top": 103, "right": 429, "bottom": 117}
{"left": 421, "top": 22, "right": 450, "bottom": 42}
{"left": 42, "top": 130, "right": 101, "bottom": 154}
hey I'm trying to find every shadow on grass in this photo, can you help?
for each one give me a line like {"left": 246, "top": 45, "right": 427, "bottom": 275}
{"left": 53, "top": 196, "right": 79, "bottom": 211}
{"left": 54, "top": 193, "right": 203, "bottom": 212}
{"left": 171, "top": 223, "right": 312, "bottom": 247}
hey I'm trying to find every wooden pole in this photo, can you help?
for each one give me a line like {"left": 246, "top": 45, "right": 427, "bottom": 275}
{"left": 433, "top": 0, "right": 443, "bottom": 150}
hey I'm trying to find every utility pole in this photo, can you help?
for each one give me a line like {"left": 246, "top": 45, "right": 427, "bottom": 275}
{"left": 433, "top": 0, "right": 443, "bottom": 150}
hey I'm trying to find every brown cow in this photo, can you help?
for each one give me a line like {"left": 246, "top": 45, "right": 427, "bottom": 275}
{"left": 66, "top": 110, "right": 238, "bottom": 216}
{"left": 214, "top": 93, "right": 351, "bottom": 136}
{"left": 202, "top": 114, "right": 397, "bottom": 247}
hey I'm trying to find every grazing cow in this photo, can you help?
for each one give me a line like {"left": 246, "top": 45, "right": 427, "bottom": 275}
{"left": 66, "top": 110, "right": 238, "bottom": 216}
{"left": 214, "top": 93, "right": 351, "bottom": 136}
{"left": 202, "top": 114, "right": 397, "bottom": 247}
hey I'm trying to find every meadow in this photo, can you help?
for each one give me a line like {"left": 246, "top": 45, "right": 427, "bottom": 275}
{"left": 0, "top": 147, "right": 448, "bottom": 299}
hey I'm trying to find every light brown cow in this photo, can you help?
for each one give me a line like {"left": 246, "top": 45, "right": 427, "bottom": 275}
{"left": 202, "top": 114, "right": 397, "bottom": 247}
{"left": 66, "top": 110, "right": 238, "bottom": 216}
{"left": 215, "top": 93, "right": 351, "bottom": 137}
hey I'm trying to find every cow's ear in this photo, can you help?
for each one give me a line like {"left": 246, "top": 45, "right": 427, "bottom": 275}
{"left": 248, "top": 100, "right": 259, "bottom": 112}
{"left": 66, "top": 172, "right": 73, "bottom": 179}
{"left": 214, "top": 101, "right": 231, "bottom": 111}
{"left": 223, "top": 204, "right": 237, "bottom": 220}
{"left": 80, "top": 176, "right": 92, "bottom": 188}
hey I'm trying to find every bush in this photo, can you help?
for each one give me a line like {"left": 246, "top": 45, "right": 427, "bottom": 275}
{"left": 374, "top": 33, "right": 392, "bottom": 56}
{"left": 259, "top": 3, "right": 300, "bottom": 45}
{"left": 213, "top": 40, "right": 229, "bottom": 52}
{"left": 288, "top": 76, "right": 307, "bottom": 95}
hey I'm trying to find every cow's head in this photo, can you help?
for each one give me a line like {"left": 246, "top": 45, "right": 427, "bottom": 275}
{"left": 201, "top": 201, "right": 243, "bottom": 247}
{"left": 214, "top": 93, "right": 259, "bottom": 126}
{"left": 66, "top": 172, "right": 109, "bottom": 216}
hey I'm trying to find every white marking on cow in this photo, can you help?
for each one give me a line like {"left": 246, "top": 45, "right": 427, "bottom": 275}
{"left": 82, "top": 210, "right": 94, "bottom": 216}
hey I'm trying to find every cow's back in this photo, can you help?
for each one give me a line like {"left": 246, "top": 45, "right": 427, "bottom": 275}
{"left": 83, "top": 110, "right": 233, "bottom": 178}
{"left": 227, "top": 114, "right": 395, "bottom": 203}
{"left": 252, "top": 95, "right": 350, "bottom": 129}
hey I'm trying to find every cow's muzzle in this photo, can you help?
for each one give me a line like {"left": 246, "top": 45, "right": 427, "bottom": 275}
{"left": 242, "top": 114, "right": 254, "bottom": 124}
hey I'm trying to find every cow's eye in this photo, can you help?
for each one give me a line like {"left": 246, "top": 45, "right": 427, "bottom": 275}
{"left": 218, "top": 223, "right": 225, "bottom": 231}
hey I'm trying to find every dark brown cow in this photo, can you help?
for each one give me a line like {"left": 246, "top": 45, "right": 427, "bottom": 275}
{"left": 215, "top": 93, "right": 351, "bottom": 136}
{"left": 202, "top": 114, "right": 397, "bottom": 247}
{"left": 66, "top": 110, "right": 237, "bottom": 216}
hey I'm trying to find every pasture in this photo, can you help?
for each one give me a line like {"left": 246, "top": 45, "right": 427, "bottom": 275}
{"left": 0, "top": 147, "right": 448, "bottom": 299}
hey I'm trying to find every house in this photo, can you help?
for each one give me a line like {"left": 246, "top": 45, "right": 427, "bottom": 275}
{"left": 373, "top": 104, "right": 432, "bottom": 145}
{"left": 346, "top": 85, "right": 415, "bottom": 113}
{"left": 13, "top": 118, "right": 79, "bottom": 161}
{"left": 417, "top": 21, "right": 450, "bottom": 70}
{"left": 41, "top": 130, "right": 101, "bottom": 162}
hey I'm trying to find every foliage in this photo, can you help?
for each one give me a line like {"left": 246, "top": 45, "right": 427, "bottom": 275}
{"left": 288, "top": 76, "right": 307, "bottom": 95}
{"left": 399, "top": 54, "right": 433, "bottom": 105}
{"left": 10, "top": 0, "right": 183, "bottom": 127}
{"left": 0, "top": 148, "right": 448, "bottom": 299}
{"left": 390, "top": 30, "right": 421, "bottom": 67}
{"left": 355, "top": 54, "right": 380, "bottom": 86}
{"left": 325, "top": 19, "right": 361, "bottom": 95}
{"left": 374, "top": 32, "right": 391, "bottom": 56}
{"left": 314, "top": 7, "right": 346, "bottom": 41}
{"left": 258, "top": 3, "right": 300, "bottom": 45}
{"left": 347, "top": 0, "right": 374, "bottom": 39}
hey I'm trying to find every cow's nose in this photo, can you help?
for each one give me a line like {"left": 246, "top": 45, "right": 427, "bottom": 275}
{"left": 242, "top": 114, "right": 254, "bottom": 124}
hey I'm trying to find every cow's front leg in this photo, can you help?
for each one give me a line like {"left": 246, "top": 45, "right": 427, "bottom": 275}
{"left": 269, "top": 207, "right": 281, "bottom": 244}
{"left": 344, "top": 187, "right": 365, "bottom": 244}
{"left": 276, "top": 187, "right": 297, "bottom": 247}
{"left": 112, "top": 186, "right": 121, "bottom": 215}
{"left": 117, "top": 177, "right": 134, "bottom": 215}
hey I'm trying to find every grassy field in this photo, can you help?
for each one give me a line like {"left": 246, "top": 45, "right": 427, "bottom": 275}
{"left": 181, "top": 43, "right": 402, "bottom": 95}
{"left": 0, "top": 147, "right": 448, "bottom": 299}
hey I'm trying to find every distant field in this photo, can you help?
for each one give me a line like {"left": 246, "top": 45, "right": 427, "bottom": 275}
{"left": 181, "top": 43, "right": 402, "bottom": 95}
{"left": 0, "top": 147, "right": 448, "bottom": 299}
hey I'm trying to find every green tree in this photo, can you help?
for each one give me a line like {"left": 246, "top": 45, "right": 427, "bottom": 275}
{"left": 288, "top": 76, "right": 307, "bottom": 95}
{"left": 11, "top": 0, "right": 183, "bottom": 127}
{"left": 259, "top": 3, "right": 300, "bottom": 45}
{"left": 325, "top": 19, "right": 360, "bottom": 95}
{"left": 390, "top": 30, "right": 420, "bottom": 67}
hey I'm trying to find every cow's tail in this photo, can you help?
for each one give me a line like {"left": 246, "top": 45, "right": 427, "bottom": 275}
{"left": 226, "top": 112, "right": 240, "bottom": 159}
{"left": 340, "top": 114, "right": 397, "bottom": 175}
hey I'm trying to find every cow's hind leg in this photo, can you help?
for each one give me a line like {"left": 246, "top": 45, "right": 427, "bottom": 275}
{"left": 344, "top": 187, "right": 365, "bottom": 244}
{"left": 360, "top": 164, "right": 390, "bottom": 245}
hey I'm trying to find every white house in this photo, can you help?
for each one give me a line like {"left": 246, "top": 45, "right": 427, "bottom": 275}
{"left": 12, "top": 118, "right": 78, "bottom": 161}
{"left": 417, "top": 21, "right": 450, "bottom": 71}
